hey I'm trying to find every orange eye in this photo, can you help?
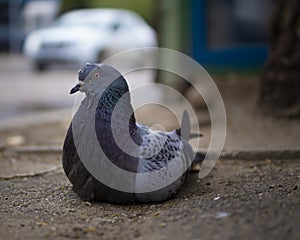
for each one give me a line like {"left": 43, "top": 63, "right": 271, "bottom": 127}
{"left": 94, "top": 72, "right": 100, "bottom": 79}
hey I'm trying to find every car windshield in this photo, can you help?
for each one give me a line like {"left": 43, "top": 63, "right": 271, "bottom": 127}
{"left": 52, "top": 11, "right": 115, "bottom": 28}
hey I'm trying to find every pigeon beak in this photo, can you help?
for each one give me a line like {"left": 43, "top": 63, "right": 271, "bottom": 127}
{"left": 70, "top": 84, "right": 81, "bottom": 94}
{"left": 70, "top": 81, "right": 83, "bottom": 94}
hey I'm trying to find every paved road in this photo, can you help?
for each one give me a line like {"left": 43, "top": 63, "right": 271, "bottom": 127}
{"left": 0, "top": 148, "right": 299, "bottom": 240}
{"left": 0, "top": 54, "right": 77, "bottom": 120}
{"left": 0, "top": 54, "right": 155, "bottom": 121}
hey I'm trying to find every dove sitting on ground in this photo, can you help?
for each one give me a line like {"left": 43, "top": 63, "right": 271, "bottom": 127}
{"left": 62, "top": 63, "right": 198, "bottom": 203}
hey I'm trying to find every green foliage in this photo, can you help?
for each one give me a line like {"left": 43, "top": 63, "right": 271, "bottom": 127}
{"left": 60, "top": 0, "right": 155, "bottom": 25}
{"left": 60, "top": 0, "right": 91, "bottom": 13}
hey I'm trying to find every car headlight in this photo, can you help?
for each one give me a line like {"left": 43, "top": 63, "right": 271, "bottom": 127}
{"left": 24, "top": 34, "right": 41, "bottom": 56}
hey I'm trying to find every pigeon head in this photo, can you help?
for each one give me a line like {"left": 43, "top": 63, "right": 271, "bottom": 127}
{"left": 70, "top": 63, "right": 127, "bottom": 95}
{"left": 70, "top": 63, "right": 99, "bottom": 94}
{"left": 78, "top": 63, "right": 98, "bottom": 82}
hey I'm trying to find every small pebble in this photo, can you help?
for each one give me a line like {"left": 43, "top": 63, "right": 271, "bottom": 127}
{"left": 35, "top": 221, "right": 48, "bottom": 226}
{"left": 5, "top": 135, "right": 25, "bottom": 146}
{"left": 159, "top": 222, "right": 167, "bottom": 228}
{"left": 83, "top": 227, "right": 96, "bottom": 233}
{"left": 191, "top": 164, "right": 201, "bottom": 172}
{"left": 215, "top": 212, "right": 229, "bottom": 219}
{"left": 154, "top": 211, "right": 160, "bottom": 217}
{"left": 83, "top": 201, "right": 92, "bottom": 206}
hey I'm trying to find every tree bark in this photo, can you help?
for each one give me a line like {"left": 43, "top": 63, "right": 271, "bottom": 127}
{"left": 260, "top": 0, "right": 300, "bottom": 117}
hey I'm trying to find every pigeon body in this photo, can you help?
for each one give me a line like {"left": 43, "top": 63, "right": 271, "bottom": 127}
{"left": 62, "top": 64, "right": 196, "bottom": 203}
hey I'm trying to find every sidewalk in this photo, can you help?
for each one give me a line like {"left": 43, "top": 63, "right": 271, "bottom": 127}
{"left": 0, "top": 111, "right": 299, "bottom": 240}
{"left": 0, "top": 145, "right": 299, "bottom": 240}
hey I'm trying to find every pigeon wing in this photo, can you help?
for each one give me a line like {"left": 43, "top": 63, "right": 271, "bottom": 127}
{"left": 134, "top": 126, "right": 193, "bottom": 202}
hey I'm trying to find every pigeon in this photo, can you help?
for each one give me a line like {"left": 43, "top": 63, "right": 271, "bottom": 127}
{"left": 62, "top": 63, "right": 198, "bottom": 203}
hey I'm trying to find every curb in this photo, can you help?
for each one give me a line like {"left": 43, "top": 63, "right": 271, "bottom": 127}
{"left": 194, "top": 149, "right": 300, "bottom": 162}
{"left": 0, "top": 108, "right": 73, "bottom": 130}
{"left": 3, "top": 146, "right": 300, "bottom": 161}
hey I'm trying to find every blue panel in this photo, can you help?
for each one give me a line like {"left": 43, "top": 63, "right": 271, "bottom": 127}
{"left": 190, "top": 0, "right": 269, "bottom": 68}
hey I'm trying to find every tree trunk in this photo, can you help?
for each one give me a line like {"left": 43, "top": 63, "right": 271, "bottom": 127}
{"left": 260, "top": 0, "right": 300, "bottom": 117}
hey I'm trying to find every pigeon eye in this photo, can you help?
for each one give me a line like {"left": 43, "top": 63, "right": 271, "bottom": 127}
{"left": 94, "top": 72, "right": 100, "bottom": 79}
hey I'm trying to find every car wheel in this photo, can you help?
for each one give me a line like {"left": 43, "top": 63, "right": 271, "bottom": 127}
{"left": 33, "top": 61, "right": 48, "bottom": 72}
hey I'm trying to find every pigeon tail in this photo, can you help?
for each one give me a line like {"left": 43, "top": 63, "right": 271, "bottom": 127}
{"left": 175, "top": 110, "right": 190, "bottom": 140}
{"left": 176, "top": 110, "right": 203, "bottom": 140}
{"left": 181, "top": 110, "right": 190, "bottom": 140}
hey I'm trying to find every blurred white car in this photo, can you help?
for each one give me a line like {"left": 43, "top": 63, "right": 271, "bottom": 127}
{"left": 23, "top": 9, "right": 157, "bottom": 71}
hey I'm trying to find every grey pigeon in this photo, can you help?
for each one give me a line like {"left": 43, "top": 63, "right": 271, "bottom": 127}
{"left": 62, "top": 63, "right": 198, "bottom": 203}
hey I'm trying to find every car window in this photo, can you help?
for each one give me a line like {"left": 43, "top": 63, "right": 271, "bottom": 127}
{"left": 120, "top": 13, "right": 144, "bottom": 28}
{"left": 50, "top": 10, "right": 146, "bottom": 30}
{"left": 52, "top": 11, "right": 114, "bottom": 28}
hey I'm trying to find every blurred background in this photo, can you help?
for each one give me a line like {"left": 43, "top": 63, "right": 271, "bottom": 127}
{"left": 0, "top": 0, "right": 299, "bottom": 150}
